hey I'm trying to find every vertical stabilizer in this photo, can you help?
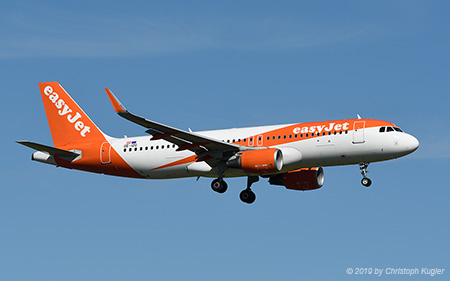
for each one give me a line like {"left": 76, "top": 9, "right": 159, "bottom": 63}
{"left": 38, "top": 82, "right": 106, "bottom": 147}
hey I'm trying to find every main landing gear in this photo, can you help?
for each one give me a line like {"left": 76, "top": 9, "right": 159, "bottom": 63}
{"left": 211, "top": 176, "right": 259, "bottom": 204}
{"left": 211, "top": 178, "right": 228, "bottom": 193}
{"left": 239, "top": 176, "right": 258, "bottom": 204}
{"left": 359, "top": 162, "right": 372, "bottom": 187}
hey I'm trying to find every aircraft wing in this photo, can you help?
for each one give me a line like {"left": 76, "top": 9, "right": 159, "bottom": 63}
{"left": 105, "top": 89, "right": 244, "bottom": 163}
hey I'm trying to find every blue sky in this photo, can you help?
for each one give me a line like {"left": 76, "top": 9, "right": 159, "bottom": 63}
{"left": 1, "top": 1, "right": 449, "bottom": 280}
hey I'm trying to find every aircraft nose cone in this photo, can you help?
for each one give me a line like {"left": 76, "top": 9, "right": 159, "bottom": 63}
{"left": 405, "top": 134, "right": 419, "bottom": 153}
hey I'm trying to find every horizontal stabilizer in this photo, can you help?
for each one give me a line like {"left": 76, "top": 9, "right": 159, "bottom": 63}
{"left": 17, "top": 141, "right": 80, "bottom": 157}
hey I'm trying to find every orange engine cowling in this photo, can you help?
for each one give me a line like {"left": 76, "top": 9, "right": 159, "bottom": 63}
{"left": 227, "top": 148, "right": 283, "bottom": 174}
{"left": 269, "top": 167, "right": 324, "bottom": 190}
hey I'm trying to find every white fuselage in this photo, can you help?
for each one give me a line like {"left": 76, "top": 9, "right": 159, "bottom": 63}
{"left": 108, "top": 121, "right": 419, "bottom": 179}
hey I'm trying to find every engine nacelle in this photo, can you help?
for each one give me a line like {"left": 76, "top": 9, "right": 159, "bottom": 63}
{"left": 269, "top": 167, "right": 324, "bottom": 191}
{"left": 227, "top": 148, "right": 283, "bottom": 174}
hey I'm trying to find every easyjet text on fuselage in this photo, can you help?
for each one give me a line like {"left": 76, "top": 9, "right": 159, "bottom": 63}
{"left": 292, "top": 122, "right": 350, "bottom": 135}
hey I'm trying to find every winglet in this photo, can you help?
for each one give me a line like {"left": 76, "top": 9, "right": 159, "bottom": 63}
{"left": 105, "top": 88, "right": 127, "bottom": 113}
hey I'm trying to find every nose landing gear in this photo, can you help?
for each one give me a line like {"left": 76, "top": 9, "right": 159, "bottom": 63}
{"left": 359, "top": 162, "right": 372, "bottom": 187}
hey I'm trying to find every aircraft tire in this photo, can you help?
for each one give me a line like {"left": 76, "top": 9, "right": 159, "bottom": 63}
{"left": 240, "top": 189, "right": 256, "bottom": 204}
{"left": 211, "top": 179, "right": 228, "bottom": 193}
{"left": 361, "top": 177, "right": 372, "bottom": 187}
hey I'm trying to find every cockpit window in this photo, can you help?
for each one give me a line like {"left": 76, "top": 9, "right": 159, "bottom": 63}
{"left": 380, "top": 126, "right": 404, "bottom": 133}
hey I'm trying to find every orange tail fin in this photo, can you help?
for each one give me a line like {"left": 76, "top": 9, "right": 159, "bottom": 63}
{"left": 38, "top": 82, "right": 107, "bottom": 148}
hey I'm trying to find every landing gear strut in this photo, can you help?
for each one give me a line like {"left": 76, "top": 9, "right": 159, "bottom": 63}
{"left": 211, "top": 163, "right": 228, "bottom": 193}
{"left": 240, "top": 176, "right": 258, "bottom": 204}
{"left": 359, "top": 162, "right": 372, "bottom": 187}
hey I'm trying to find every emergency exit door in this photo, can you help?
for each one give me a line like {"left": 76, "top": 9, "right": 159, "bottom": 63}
{"left": 100, "top": 142, "right": 112, "bottom": 164}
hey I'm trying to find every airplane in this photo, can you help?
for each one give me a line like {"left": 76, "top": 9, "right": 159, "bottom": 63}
{"left": 18, "top": 82, "right": 419, "bottom": 204}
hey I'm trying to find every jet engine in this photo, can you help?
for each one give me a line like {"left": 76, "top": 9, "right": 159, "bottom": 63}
{"left": 227, "top": 148, "right": 283, "bottom": 174}
{"left": 269, "top": 167, "right": 324, "bottom": 190}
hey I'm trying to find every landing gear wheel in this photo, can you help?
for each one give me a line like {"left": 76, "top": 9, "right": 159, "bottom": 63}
{"left": 211, "top": 179, "right": 228, "bottom": 193}
{"left": 359, "top": 162, "right": 372, "bottom": 188}
{"left": 239, "top": 189, "right": 256, "bottom": 204}
{"left": 361, "top": 177, "right": 372, "bottom": 187}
